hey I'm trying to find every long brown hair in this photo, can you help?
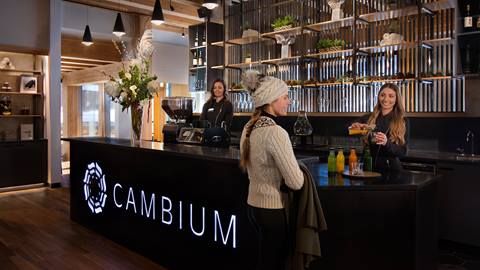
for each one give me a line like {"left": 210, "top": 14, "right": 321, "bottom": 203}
{"left": 239, "top": 104, "right": 268, "bottom": 171}
{"left": 207, "top": 79, "right": 227, "bottom": 104}
{"left": 367, "top": 83, "right": 406, "bottom": 145}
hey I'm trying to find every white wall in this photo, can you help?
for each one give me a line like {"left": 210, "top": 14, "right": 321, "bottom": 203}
{"left": 0, "top": 0, "right": 50, "bottom": 52}
{"left": 152, "top": 42, "right": 189, "bottom": 85}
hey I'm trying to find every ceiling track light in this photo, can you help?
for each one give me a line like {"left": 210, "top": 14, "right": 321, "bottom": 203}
{"left": 151, "top": 0, "right": 165, "bottom": 25}
{"left": 202, "top": 0, "right": 219, "bottom": 10}
{"left": 82, "top": 25, "right": 93, "bottom": 46}
{"left": 113, "top": 12, "right": 126, "bottom": 37}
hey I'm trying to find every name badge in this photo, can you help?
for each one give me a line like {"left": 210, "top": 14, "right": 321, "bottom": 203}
{"left": 208, "top": 108, "right": 214, "bottom": 112}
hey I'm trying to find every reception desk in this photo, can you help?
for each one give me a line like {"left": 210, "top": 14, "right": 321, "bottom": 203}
{"left": 63, "top": 137, "right": 439, "bottom": 270}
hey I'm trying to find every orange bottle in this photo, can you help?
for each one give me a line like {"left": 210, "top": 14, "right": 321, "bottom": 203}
{"left": 348, "top": 147, "right": 358, "bottom": 173}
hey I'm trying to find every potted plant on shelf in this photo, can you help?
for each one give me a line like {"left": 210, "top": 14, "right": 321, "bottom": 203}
{"left": 381, "top": 19, "right": 403, "bottom": 46}
{"left": 316, "top": 39, "right": 345, "bottom": 52}
{"left": 271, "top": 15, "right": 294, "bottom": 32}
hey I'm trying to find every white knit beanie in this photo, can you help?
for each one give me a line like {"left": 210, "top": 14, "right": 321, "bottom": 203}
{"left": 241, "top": 70, "right": 288, "bottom": 108}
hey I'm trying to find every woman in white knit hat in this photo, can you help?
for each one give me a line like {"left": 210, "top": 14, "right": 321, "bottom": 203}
{"left": 240, "top": 70, "right": 304, "bottom": 270}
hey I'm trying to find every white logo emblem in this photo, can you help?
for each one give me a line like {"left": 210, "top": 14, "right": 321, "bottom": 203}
{"left": 83, "top": 162, "right": 107, "bottom": 214}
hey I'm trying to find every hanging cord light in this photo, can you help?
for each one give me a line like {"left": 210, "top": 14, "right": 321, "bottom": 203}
{"left": 151, "top": 0, "right": 165, "bottom": 25}
{"left": 202, "top": 0, "right": 219, "bottom": 10}
{"left": 82, "top": 6, "right": 93, "bottom": 46}
{"left": 113, "top": 12, "right": 126, "bottom": 37}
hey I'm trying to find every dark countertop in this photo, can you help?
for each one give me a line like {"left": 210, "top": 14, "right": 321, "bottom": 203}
{"left": 231, "top": 132, "right": 480, "bottom": 166}
{"left": 306, "top": 163, "right": 439, "bottom": 191}
{"left": 63, "top": 137, "right": 241, "bottom": 164}
{"left": 63, "top": 137, "right": 438, "bottom": 191}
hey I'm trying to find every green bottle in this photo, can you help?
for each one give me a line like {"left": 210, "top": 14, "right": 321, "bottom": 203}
{"left": 363, "top": 147, "right": 372, "bottom": 171}
{"left": 327, "top": 148, "right": 336, "bottom": 175}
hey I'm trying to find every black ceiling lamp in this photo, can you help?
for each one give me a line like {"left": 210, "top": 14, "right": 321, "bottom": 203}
{"left": 82, "top": 6, "right": 93, "bottom": 46}
{"left": 181, "top": 28, "right": 185, "bottom": 38}
{"left": 113, "top": 12, "right": 126, "bottom": 37}
{"left": 82, "top": 25, "right": 93, "bottom": 46}
{"left": 151, "top": 0, "right": 165, "bottom": 25}
{"left": 202, "top": 0, "right": 219, "bottom": 10}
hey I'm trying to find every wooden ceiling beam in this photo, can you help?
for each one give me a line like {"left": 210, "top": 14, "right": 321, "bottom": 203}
{"left": 61, "top": 56, "right": 118, "bottom": 64}
{"left": 61, "top": 61, "right": 102, "bottom": 67}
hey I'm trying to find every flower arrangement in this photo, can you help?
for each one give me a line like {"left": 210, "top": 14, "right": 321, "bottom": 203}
{"left": 104, "top": 29, "right": 161, "bottom": 145}
{"left": 104, "top": 61, "right": 161, "bottom": 111}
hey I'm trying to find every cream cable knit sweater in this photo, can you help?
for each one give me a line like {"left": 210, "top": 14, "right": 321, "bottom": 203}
{"left": 240, "top": 116, "right": 304, "bottom": 209}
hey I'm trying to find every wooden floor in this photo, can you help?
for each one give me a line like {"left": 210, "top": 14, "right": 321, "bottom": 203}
{"left": 0, "top": 187, "right": 168, "bottom": 270}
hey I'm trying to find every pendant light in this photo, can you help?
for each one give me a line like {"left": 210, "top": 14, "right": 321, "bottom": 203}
{"left": 151, "top": 0, "right": 165, "bottom": 25}
{"left": 202, "top": 0, "right": 218, "bottom": 10}
{"left": 113, "top": 12, "right": 126, "bottom": 37}
{"left": 181, "top": 28, "right": 185, "bottom": 38}
{"left": 82, "top": 25, "right": 93, "bottom": 46}
{"left": 82, "top": 7, "right": 93, "bottom": 46}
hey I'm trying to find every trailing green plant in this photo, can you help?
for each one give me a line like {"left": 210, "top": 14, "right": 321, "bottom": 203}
{"left": 271, "top": 15, "right": 294, "bottom": 29}
{"left": 315, "top": 39, "right": 345, "bottom": 50}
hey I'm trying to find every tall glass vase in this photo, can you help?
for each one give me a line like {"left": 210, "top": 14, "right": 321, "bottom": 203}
{"left": 130, "top": 102, "right": 143, "bottom": 146}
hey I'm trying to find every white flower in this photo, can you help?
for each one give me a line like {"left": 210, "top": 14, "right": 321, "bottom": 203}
{"left": 125, "top": 73, "right": 132, "bottom": 80}
{"left": 119, "top": 92, "right": 127, "bottom": 102}
{"left": 147, "top": 81, "right": 161, "bottom": 94}
{"left": 105, "top": 82, "right": 121, "bottom": 98}
{"left": 129, "top": 85, "right": 137, "bottom": 91}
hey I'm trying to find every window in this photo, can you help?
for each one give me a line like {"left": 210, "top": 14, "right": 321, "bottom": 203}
{"left": 81, "top": 84, "right": 101, "bottom": 136}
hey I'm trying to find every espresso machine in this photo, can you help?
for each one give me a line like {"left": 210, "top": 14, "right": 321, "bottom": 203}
{"left": 161, "top": 97, "right": 230, "bottom": 147}
{"left": 161, "top": 97, "right": 194, "bottom": 143}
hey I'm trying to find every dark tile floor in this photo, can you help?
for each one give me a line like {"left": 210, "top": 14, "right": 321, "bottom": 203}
{"left": 439, "top": 241, "right": 480, "bottom": 270}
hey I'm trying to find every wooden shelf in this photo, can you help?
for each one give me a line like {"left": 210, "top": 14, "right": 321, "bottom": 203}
{"left": 226, "top": 61, "right": 261, "bottom": 69}
{"left": 420, "top": 76, "right": 452, "bottom": 81}
{"left": 305, "top": 17, "right": 355, "bottom": 32}
{"left": 226, "top": 36, "right": 265, "bottom": 46}
{"left": 260, "top": 27, "right": 303, "bottom": 39}
{"left": 422, "top": 37, "right": 454, "bottom": 46}
{"left": 189, "top": 66, "right": 207, "bottom": 71}
{"left": 0, "top": 115, "right": 43, "bottom": 118}
{"left": 190, "top": 46, "right": 206, "bottom": 50}
{"left": 305, "top": 49, "right": 354, "bottom": 59}
{"left": 0, "top": 68, "right": 42, "bottom": 74}
{"left": 457, "top": 31, "right": 480, "bottom": 37}
{"left": 228, "top": 88, "right": 247, "bottom": 92}
{"left": 358, "top": 42, "right": 416, "bottom": 53}
{"left": 211, "top": 41, "right": 226, "bottom": 47}
{"left": 303, "top": 81, "right": 354, "bottom": 87}
{"left": 358, "top": 0, "right": 455, "bottom": 23}
{"left": 261, "top": 56, "right": 302, "bottom": 65}
{"left": 211, "top": 65, "right": 225, "bottom": 70}
{"left": 0, "top": 91, "right": 42, "bottom": 96}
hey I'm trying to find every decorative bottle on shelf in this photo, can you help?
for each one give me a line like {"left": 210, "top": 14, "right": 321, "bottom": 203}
{"left": 464, "top": 44, "right": 472, "bottom": 74}
{"left": 293, "top": 110, "right": 313, "bottom": 136}
{"left": 202, "top": 31, "right": 206, "bottom": 46}
{"left": 192, "top": 51, "right": 197, "bottom": 67}
{"left": 327, "top": 148, "right": 336, "bottom": 175}
{"left": 194, "top": 31, "right": 199, "bottom": 47}
{"left": 465, "top": 4, "right": 473, "bottom": 32}
{"left": 198, "top": 50, "right": 203, "bottom": 66}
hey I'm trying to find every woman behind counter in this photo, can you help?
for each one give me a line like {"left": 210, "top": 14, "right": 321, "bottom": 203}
{"left": 350, "top": 83, "right": 408, "bottom": 171}
{"left": 199, "top": 79, "right": 233, "bottom": 130}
